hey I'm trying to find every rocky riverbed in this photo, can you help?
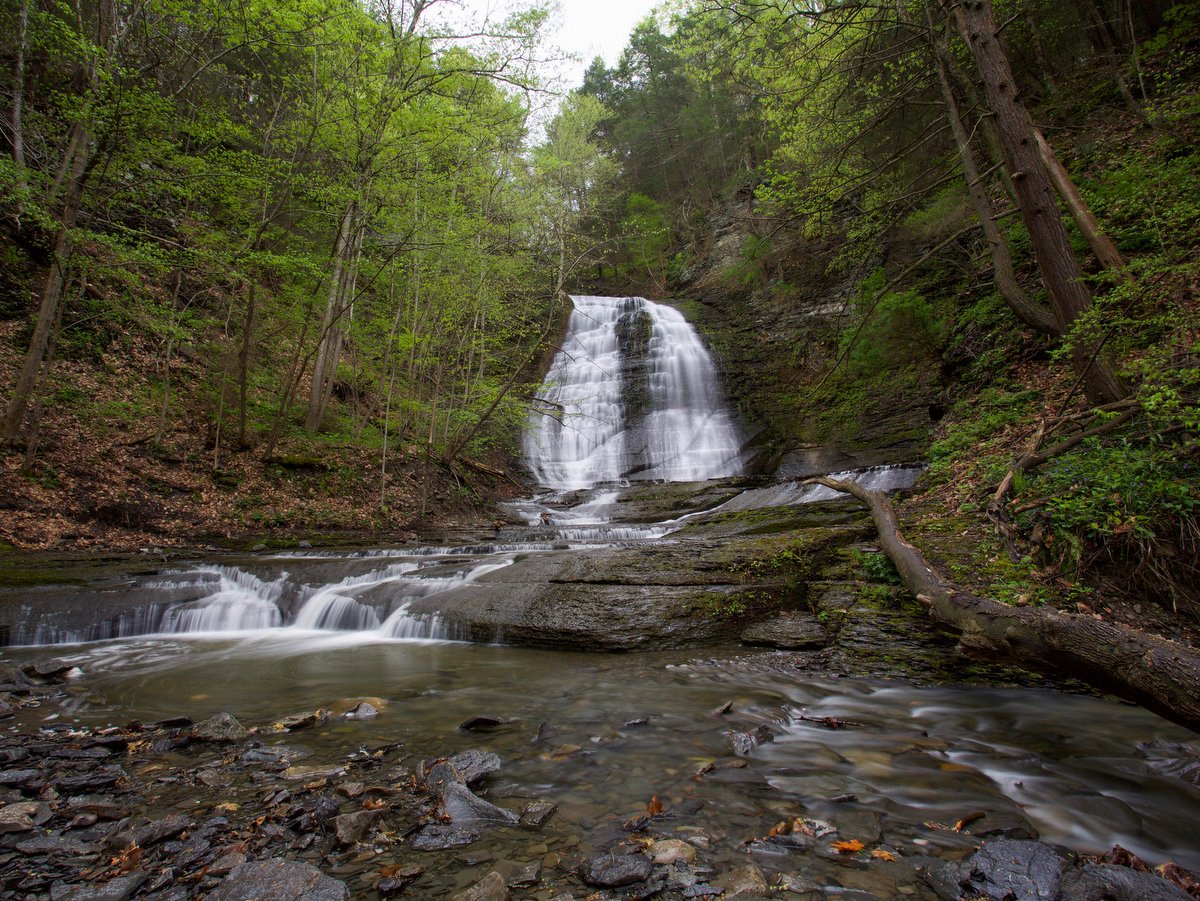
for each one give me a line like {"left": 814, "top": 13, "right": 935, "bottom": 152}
{"left": 1, "top": 658, "right": 1198, "bottom": 901}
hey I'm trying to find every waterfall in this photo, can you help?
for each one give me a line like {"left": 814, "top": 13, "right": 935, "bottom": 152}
{"left": 525, "top": 296, "right": 743, "bottom": 488}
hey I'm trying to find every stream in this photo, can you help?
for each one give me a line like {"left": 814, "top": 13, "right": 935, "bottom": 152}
{"left": 2, "top": 295, "right": 1199, "bottom": 898}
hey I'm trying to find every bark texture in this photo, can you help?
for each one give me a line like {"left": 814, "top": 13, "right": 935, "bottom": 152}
{"left": 953, "top": 0, "right": 1128, "bottom": 405}
{"left": 811, "top": 476, "right": 1200, "bottom": 734}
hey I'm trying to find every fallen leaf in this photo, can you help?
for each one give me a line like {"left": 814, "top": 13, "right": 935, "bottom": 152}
{"left": 831, "top": 839, "right": 865, "bottom": 854}
{"left": 646, "top": 795, "right": 664, "bottom": 816}
{"left": 953, "top": 811, "right": 986, "bottom": 832}
{"left": 872, "top": 848, "right": 897, "bottom": 861}
{"left": 362, "top": 798, "right": 387, "bottom": 811}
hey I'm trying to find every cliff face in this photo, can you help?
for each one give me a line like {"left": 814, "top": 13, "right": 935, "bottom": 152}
{"left": 662, "top": 198, "right": 940, "bottom": 477}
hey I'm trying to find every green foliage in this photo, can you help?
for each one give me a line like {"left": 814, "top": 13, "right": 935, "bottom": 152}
{"left": 856, "top": 550, "right": 902, "bottom": 585}
{"left": 842, "top": 272, "right": 947, "bottom": 375}
{"left": 928, "top": 388, "right": 1040, "bottom": 480}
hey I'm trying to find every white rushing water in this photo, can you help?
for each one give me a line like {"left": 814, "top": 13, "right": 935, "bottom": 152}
{"left": 524, "top": 295, "right": 744, "bottom": 488}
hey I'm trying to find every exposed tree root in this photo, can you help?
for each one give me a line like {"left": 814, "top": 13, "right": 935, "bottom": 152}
{"left": 808, "top": 476, "right": 1200, "bottom": 733}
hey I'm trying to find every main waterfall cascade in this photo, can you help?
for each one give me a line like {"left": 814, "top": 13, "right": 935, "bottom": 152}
{"left": 524, "top": 295, "right": 745, "bottom": 488}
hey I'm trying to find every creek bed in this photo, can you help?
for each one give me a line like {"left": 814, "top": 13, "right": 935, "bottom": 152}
{"left": 4, "top": 634, "right": 1198, "bottom": 898}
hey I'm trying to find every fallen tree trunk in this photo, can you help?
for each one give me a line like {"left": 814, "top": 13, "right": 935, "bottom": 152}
{"left": 808, "top": 476, "right": 1200, "bottom": 733}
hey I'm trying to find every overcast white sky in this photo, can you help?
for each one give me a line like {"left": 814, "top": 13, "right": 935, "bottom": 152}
{"left": 441, "top": 0, "right": 665, "bottom": 89}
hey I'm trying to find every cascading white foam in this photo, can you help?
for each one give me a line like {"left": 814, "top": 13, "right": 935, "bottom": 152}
{"left": 157, "top": 567, "right": 287, "bottom": 633}
{"left": 525, "top": 296, "right": 743, "bottom": 489}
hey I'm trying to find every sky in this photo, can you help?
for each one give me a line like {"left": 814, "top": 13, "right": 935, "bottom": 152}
{"left": 446, "top": 0, "right": 664, "bottom": 89}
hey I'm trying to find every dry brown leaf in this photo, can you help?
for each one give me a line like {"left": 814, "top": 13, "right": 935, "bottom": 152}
{"left": 646, "top": 795, "right": 664, "bottom": 816}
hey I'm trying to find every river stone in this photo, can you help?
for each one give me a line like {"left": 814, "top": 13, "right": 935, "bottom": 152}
{"left": 67, "top": 795, "right": 130, "bottom": 820}
{"left": 1059, "top": 863, "right": 1192, "bottom": 901}
{"left": 452, "top": 870, "right": 509, "bottom": 901}
{"left": 50, "top": 871, "right": 149, "bottom": 900}
{"left": 343, "top": 702, "right": 378, "bottom": 720}
{"left": 0, "top": 767, "right": 43, "bottom": 788}
{"left": 193, "top": 712, "right": 248, "bottom": 742}
{"left": 331, "top": 809, "right": 381, "bottom": 846}
{"left": 649, "top": 839, "right": 697, "bottom": 865}
{"left": 24, "top": 657, "right": 76, "bottom": 679}
{"left": 16, "top": 832, "right": 97, "bottom": 855}
{"left": 582, "top": 851, "right": 653, "bottom": 888}
{"left": 53, "top": 765, "right": 127, "bottom": 792}
{"left": 440, "top": 781, "right": 518, "bottom": 825}
{"left": 106, "top": 814, "right": 191, "bottom": 850}
{"left": 449, "top": 749, "right": 502, "bottom": 785}
{"left": 740, "top": 613, "right": 828, "bottom": 649}
{"left": 0, "top": 663, "right": 33, "bottom": 692}
{"left": 411, "top": 824, "right": 480, "bottom": 851}
{"left": 209, "top": 859, "right": 348, "bottom": 901}
{"left": 519, "top": 798, "right": 557, "bottom": 827}
{"left": 713, "top": 864, "right": 769, "bottom": 897}
{"left": 928, "top": 839, "right": 1066, "bottom": 901}
{"left": 0, "top": 800, "right": 52, "bottom": 832}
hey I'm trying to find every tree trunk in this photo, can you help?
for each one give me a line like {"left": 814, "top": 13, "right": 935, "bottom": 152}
{"left": 237, "top": 280, "right": 257, "bottom": 447}
{"left": 1033, "top": 129, "right": 1131, "bottom": 277}
{"left": 953, "top": 0, "right": 1128, "bottom": 406}
{"left": 9, "top": 0, "right": 28, "bottom": 199}
{"left": 811, "top": 476, "right": 1200, "bottom": 734}
{"left": 925, "top": 10, "right": 1060, "bottom": 335}
{"left": 1, "top": 136, "right": 90, "bottom": 445}
{"left": 306, "top": 201, "right": 360, "bottom": 432}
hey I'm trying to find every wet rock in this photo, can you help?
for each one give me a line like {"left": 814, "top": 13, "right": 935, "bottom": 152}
{"left": 0, "top": 699, "right": 13, "bottom": 718}
{"left": 411, "top": 824, "right": 480, "bottom": 851}
{"left": 449, "top": 749, "right": 502, "bottom": 785}
{"left": 649, "top": 838, "right": 697, "bottom": 865}
{"left": 331, "top": 809, "right": 381, "bottom": 847}
{"left": 582, "top": 851, "right": 653, "bottom": 888}
{"left": 283, "top": 764, "right": 347, "bottom": 782}
{"left": 725, "top": 724, "right": 775, "bottom": 757}
{"left": 503, "top": 861, "right": 541, "bottom": 887}
{"left": 342, "top": 702, "right": 378, "bottom": 720}
{"left": 741, "top": 613, "right": 828, "bottom": 649}
{"left": 50, "top": 871, "right": 149, "bottom": 900}
{"left": 0, "top": 800, "right": 52, "bottom": 832}
{"left": 67, "top": 795, "right": 130, "bottom": 820}
{"left": 713, "top": 864, "right": 769, "bottom": 897}
{"left": 460, "top": 715, "right": 506, "bottom": 732}
{"left": 452, "top": 870, "right": 509, "bottom": 901}
{"left": 1059, "top": 862, "right": 1192, "bottom": 901}
{"left": 53, "top": 765, "right": 127, "bottom": 792}
{"left": 16, "top": 831, "right": 97, "bottom": 855}
{"left": 193, "top": 712, "right": 248, "bottom": 743}
{"left": 519, "top": 799, "right": 557, "bottom": 827}
{"left": 275, "top": 710, "right": 328, "bottom": 732}
{"left": 243, "top": 744, "right": 309, "bottom": 766}
{"left": 23, "top": 658, "right": 76, "bottom": 680}
{"left": 440, "top": 781, "right": 518, "bottom": 825}
{"left": 209, "top": 859, "right": 348, "bottom": 900}
{"left": 0, "top": 663, "right": 34, "bottom": 693}
{"left": 377, "top": 863, "right": 423, "bottom": 895}
{"left": 775, "top": 872, "right": 822, "bottom": 895}
{"left": 928, "top": 839, "right": 1066, "bottom": 901}
{"left": 106, "top": 814, "right": 190, "bottom": 851}
{"left": 0, "top": 768, "right": 43, "bottom": 788}
{"left": 209, "top": 851, "right": 248, "bottom": 876}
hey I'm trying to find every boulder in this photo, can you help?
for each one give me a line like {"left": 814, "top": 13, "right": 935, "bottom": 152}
{"left": 209, "top": 859, "right": 348, "bottom": 901}
{"left": 452, "top": 871, "right": 509, "bottom": 901}
{"left": 582, "top": 851, "right": 653, "bottom": 888}
{"left": 193, "top": 712, "right": 248, "bottom": 743}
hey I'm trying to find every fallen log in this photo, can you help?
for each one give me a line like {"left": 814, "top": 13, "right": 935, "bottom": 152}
{"left": 808, "top": 476, "right": 1200, "bottom": 733}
